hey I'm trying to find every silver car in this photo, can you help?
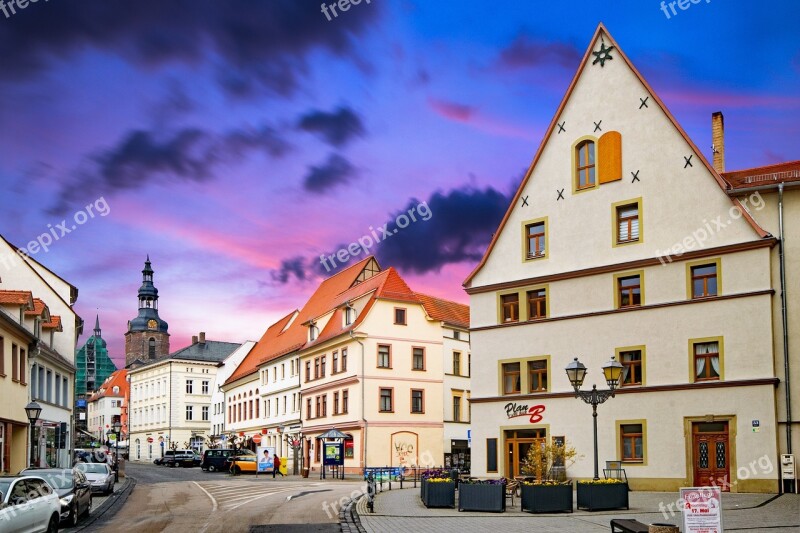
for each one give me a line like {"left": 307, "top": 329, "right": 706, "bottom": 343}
{"left": 74, "top": 463, "right": 115, "bottom": 495}
{"left": 0, "top": 475, "right": 61, "bottom": 533}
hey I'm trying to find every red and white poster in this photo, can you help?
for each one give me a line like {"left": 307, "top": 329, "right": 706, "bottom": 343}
{"left": 680, "top": 487, "right": 723, "bottom": 533}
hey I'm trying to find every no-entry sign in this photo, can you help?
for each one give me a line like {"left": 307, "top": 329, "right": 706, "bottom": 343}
{"left": 147, "top": 437, "right": 154, "bottom": 443}
{"left": 252, "top": 434, "right": 262, "bottom": 444}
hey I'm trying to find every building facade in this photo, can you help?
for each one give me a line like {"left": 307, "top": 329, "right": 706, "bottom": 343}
{"left": 128, "top": 335, "right": 239, "bottom": 461}
{"left": 75, "top": 315, "right": 117, "bottom": 440}
{"left": 125, "top": 257, "right": 169, "bottom": 367}
{"left": 465, "top": 25, "right": 779, "bottom": 493}
{"left": 208, "top": 340, "right": 256, "bottom": 443}
{"left": 87, "top": 369, "right": 128, "bottom": 444}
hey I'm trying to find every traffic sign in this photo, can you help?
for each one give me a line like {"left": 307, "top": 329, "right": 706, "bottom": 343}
{"left": 252, "top": 434, "right": 262, "bottom": 444}
{"left": 147, "top": 437, "right": 154, "bottom": 443}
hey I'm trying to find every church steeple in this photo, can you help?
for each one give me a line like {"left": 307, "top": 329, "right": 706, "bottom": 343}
{"left": 125, "top": 256, "right": 170, "bottom": 367}
{"left": 94, "top": 314, "right": 101, "bottom": 337}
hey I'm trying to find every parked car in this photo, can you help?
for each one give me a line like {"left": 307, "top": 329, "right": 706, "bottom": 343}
{"left": 161, "top": 450, "right": 195, "bottom": 468}
{"left": 153, "top": 457, "right": 163, "bottom": 465}
{"left": 192, "top": 453, "right": 202, "bottom": 467}
{"left": 20, "top": 468, "right": 92, "bottom": 527}
{"left": 201, "top": 449, "right": 255, "bottom": 472}
{"left": 74, "top": 463, "right": 115, "bottom": 495}
{"left": 0, "top": 475, "right": 61, "bottom": 533}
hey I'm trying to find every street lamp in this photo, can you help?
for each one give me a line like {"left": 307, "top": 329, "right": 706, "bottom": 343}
{"left": 565, "top": 356, "right": 624, "bottom": 480}
{"left": 113, "top": 421, "right": 122, "bottom": 482}
{"left": 25, "top": 401, "right": 42, "bottom": 467}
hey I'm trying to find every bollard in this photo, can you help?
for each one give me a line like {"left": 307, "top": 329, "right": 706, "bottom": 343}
{"left": 367, "top": 473, "right": 376, "bottom": 513}
{"left": 649, "top": 524, "right": 679, "bottom": 533}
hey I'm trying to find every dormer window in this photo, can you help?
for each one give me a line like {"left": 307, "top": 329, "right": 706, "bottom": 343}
{"left": 309, "top": 322, "right": 319, "bottom": 341}
{"left": 345, "top": 305, "right": 355, "bottom": 326}
{"left": 113, "top": 386, "right": 120, "bottom": 394}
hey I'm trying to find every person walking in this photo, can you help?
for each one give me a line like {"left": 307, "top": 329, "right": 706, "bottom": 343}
{"left": 273, "top": 454, "right": 285, "bottom": 478}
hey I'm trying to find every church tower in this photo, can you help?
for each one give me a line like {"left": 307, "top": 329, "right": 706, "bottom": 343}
{"left": 124, "top": 256, "right": 170, "bottom": 367}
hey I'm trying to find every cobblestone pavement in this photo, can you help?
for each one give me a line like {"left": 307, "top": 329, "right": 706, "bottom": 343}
{"left": 356, "top": 485, "right": 800, "bottom": 532}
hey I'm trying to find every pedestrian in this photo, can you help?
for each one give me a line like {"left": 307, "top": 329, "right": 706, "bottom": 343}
{"left": 273, "top": 454, "right": 284, "bottom": 478}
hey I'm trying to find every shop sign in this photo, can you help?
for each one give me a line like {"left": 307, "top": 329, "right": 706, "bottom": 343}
{"left": 680, "top": 487, "right": 723, "bottom": 533}
{"left": 505, "top": 402, "right": 545, "bottom": 423}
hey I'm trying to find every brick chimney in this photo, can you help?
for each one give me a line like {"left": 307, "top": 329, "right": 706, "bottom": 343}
{"left": 712, "top": 111, "right": 725, "bottom": 172}
{"left": 199, "top": 332, "right": 206, "bottom": 344}
{"left": 192, "top": 335, "right": 198, "bottom": 344}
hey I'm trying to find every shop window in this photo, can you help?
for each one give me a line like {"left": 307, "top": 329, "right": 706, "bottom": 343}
{"left": 487, "top": 438, "right": 498, "bottom": 473}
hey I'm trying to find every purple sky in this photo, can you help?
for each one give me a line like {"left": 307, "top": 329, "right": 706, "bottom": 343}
{"left": 1, "top": 0, "right": 798, "bottom": 367}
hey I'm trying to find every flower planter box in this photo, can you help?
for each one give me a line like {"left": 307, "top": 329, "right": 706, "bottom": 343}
{"left": 457, "top": 483, "right": 506, "bottom": 512}
{"left": 520, "top": 483, "right": 573, "bottom": 513}
{"left": 421, "top": 481, "right": 455, "bottom": 508}
{"left": 576, "top": 482, "right": 629, "bottom": 511}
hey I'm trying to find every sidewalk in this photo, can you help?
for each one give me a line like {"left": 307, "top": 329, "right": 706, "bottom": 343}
{"left": 355, "top": 486, "right": 800, "bottom": 532}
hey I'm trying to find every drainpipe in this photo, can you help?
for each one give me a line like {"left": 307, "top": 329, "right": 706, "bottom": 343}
{"left": 349, "top": 330, "right": 367, "bottom": 470}
{"left": 778, "top": 183, "right": 792, "bottom": 454}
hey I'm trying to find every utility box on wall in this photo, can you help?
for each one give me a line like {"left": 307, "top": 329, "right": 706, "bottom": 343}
{"left": 780, "top": 454, "right": 797, "bottom": 494}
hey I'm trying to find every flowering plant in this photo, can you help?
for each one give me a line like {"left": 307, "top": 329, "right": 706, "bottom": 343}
{"left": 421, "top": 469, "right": 450, "bottom": 480}
{"left": 577, "top": 478, "right": 625, "bottom": 485}
{"left": 461, "top": 477, "right": 507, "bottom": 485}
{"left": 521, "top": 480, "right": 571, "bottom": 486}
{"left": 425, "top": 477, "right": 453, "bottom": 483}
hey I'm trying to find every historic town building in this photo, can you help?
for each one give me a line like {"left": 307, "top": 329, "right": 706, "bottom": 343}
{"left": 125, "top": 257, "right": 170, "bottom": 367}
{"left": 87, "top": 369, "right": 128, "bottom": 444}
{"left": 465, "top": 25, "right": 782, "bottom": 493}
{"left": 208, "top": 340, "right": 256, "bottom": 444}
{"left": 128, "top": 334, "right": 240, "bottom": 461}
{"left": 74, "top": 315, "right": 117, "bottom": 440}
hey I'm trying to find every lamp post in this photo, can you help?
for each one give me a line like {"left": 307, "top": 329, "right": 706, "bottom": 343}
{"left": 25, "top": 401, "right": 42, "bottom": 467}
{"left": 113, "top": 421, "right": 121, "bottom": 482}
{"left": 565, "top": 356, "right": 624, "bottom": 481}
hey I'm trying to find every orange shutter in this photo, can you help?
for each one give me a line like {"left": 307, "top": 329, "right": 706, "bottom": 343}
{"left": 598, "top": 131, "right": 622, "bottom": 183}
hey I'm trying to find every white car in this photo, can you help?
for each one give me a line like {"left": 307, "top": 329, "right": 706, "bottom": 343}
{"left": 74, "top": 462, "right": 115, "bottom": 495}
{"left": 0, "top": 475, "right": 61, "bottom": 533}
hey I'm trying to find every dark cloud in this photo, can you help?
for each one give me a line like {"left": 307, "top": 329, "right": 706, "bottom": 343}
{"left": 271, "top": 256, "right": 311, "bottom": 284}
{"left": 50, "top": 124, "right": 290, "bottom": 214}
{"left": 0, "top": 0, "right": 380, "bottom": 97}
{"left": 297, "top": 106, "right": 366, "bottom": 147}
{"left": 498, "top": 32, "right": 581, "bottom": 70}
{"left": 303, "top": 154, "right": 358, "bottom": 193}
{"left": 375, "top": 186, "right": 511, "bottom": 274}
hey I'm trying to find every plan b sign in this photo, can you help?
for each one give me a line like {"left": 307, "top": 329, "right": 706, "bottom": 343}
{"left": 680, "top": 487, "right": 723, "bottom": 533}
{"left": 504, "top": 402, "right": 545, "bottom": 424}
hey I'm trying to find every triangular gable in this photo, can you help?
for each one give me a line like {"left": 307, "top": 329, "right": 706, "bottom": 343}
{"left": 464, "top": 23, "right": 769, "bottom": 288}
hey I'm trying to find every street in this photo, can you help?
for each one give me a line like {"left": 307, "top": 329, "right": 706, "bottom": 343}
{"left": 87, "top": 462, "right": 366, "bottom": 532}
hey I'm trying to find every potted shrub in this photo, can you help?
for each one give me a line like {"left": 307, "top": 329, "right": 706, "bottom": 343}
{"left": 519, "top": 439, "right": 577, "bottom": 513}
{"left": 421, "top": 477, "right": 455, "bottom": 508}
{"left": 576, "top": 478, "right": 629, "bottom": 511}
{"left": 458, "top": 478, "right": 506, "bottom": 512}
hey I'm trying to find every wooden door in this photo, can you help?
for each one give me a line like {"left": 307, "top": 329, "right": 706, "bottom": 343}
{"left": 692, "top": 422, "right": 730, "bottom": 490}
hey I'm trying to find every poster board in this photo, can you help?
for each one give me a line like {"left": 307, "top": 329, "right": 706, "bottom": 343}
{"left": 680, "top": 487, "right": 723, "bottom": 533}
{"left": 256, "top": 446, "right": 276, "bottom": 473}
{"left": 324, "top": 441, "right": 344, "bottom": 466}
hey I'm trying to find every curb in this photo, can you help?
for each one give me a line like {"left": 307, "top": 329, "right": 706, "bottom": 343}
{"left": 340, "top": 493, "right": 367, "bottom": 533}
{"left": 73, "top": 476, "right": 137, "bottom": 531}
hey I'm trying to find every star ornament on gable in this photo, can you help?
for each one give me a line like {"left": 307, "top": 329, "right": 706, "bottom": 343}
{"left": 592, "top": 42, "right": 615, "bottom": 68}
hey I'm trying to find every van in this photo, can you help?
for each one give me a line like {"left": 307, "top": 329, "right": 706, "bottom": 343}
{"left": 161, "top": 450, "right": 195, "bottom": 468}
{"left": 201, "top": 448, "right": 255, "bottom": 472}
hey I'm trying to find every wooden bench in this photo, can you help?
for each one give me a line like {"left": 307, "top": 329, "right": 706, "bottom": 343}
{"left": 610, "top": 519, "right": 649, "bottom": 533}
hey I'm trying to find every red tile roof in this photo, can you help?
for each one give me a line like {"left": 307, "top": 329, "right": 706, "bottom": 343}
{"left": 722, "top": 160, "right": 800, "bottom": 189}
{"left": 0, "top": 290, "right": 34, "bottom": 308}
{"left": 415, "top": 293, "right": 470, "bottom": 329}
{"left": 89, "top": 369, "right": 127, "bottom": 400}
{"left": 42, "top": 315, "right": 63, "bottom": 331}
{"left": 25, "top": 298, "right": 49, "bottom": 318}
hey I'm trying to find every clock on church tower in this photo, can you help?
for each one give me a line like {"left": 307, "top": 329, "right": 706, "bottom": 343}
{"left": 124, "top": 256, "right": 170, "bottom": 367}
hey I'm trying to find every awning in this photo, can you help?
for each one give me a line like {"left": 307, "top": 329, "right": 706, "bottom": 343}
{"left": 317, "top": 429, "right": 348, "bottom": 439}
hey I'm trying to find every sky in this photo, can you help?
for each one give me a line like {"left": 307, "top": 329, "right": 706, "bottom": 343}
{"left": 1, "top": 0, "right": 798, "bottom": 367}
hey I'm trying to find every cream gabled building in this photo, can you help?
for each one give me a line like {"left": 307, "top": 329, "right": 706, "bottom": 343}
{"left": 465, "top": 25, "right": 779, "bottom": 493}
{"left": 129, "top": 335, "right": 240, "bottom": 461}
{"left": 208, "top": 340, "right": 255, "bottom": 443}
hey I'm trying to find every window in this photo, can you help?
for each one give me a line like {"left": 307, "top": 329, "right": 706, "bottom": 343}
{"left": 691, "top": 263, "right": 718, "bottom": 298}
{"left": 148, "top": 338, "right": 155, "bottom": 358}
{"left": 453, "top": 330, "right": 460, "bottom": 341}
{"left": 334, "top": 391, "right": 340, "bottom": 414}
{"left": 309, "top": 323, "right": 319, "bottom": 341}
{"left": 525, "top": 221, "right": 546, "bottom": 259}
{"left": 315, "top": 396, "right": 321, "bottom": 418}
{"left": 615, "top": 202, "right": 641, "bottom": 244}
{"left": 273, "top": 367, "right": 277, "bottom": 382}
{"left": 186, "top": 405, "right": 193, "bottom": 421}
{"left": 345, "top": 306, "right": 355, "bottom": 325}
{"left": 342, "top": 390, "right": 349, "bottom": 413}
{"left": 186, "top": 380, "right": 193, "bottom": 394}
{"left": 411, "top": 389, "right": 424, "bottom": 413}
{"left": 617, "top": 274, "right": 642, "bottom": 308}
{"left": 620, "top": 423, "right": 644, "bottom": 462}
{"left": 452, "top": 395, "right": 461, "bottom": 421}
{"left": 693, "top": 340, "right": 721, "bottom": 381}
{"left": 11, "top": 344, "right": 18, "bottom": 381}
{"left": 322, "top": 394, "right": 327, "bottom": 416}
{"left": 333, "top": 351, "right": 339, "bottom": 373}
{"left": 202, "top": 406, "right": 209, "bottom": 421}
{"left": 620, "top": 349, "right": 643, "bottom": 386}
{"left": 576, "top": 139, "right": 596, "bottom": 189}
{"left": 379, "top": 388, "right": 393, "bottom": 412}
{"left": 487, "top": 438, "right": 498, "bottom": 472}
{"left": 452, "top": 351, "right": 461, "bottom": 375}
{"left": 249, "top": 400, "right": 253, "bottom": 419}
{"left": 321, "top": 355, "right": 326, "bottom": 377}
{"left": 341, "top": 348, "right": 348, "bottom": 371}
{"left": 314, "top": 358, "right": 320, "bottom": 379}
{"left": 202, "top": 381, "right": 209, "bottom": 394}
{"left": 281, "top": 364, "right": 285, "bottom": 379}
{"left": 502, "top": 362, "right": 521, "bottom": 395}
{"left": 394, "top": 308, "right": 407, "bottom": 325}
{"left": 305, "top": 361, "right": 311, "bottom": 382}
{"left": 0, "top": 335, "right": 4, "bottom": 375}
{"left": 412, "top": 347, "right": 425, "bottom": 370}
{"left": 377, "top": 345, "right": 391, "bottom": 368}
{"left": 19, "top": 349, "right": 25, "bottom": 384}
{"left": 528, "top": 360, "right": 548, "bottom": 392}
{"left": 306, "top": 398, "right": 312, "bottom": 420}
{"left": 501, "top": 293, "right": 519, "bottom": 323}
{"left": 527, "top": 288, "right": 547, "bottom": 320}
